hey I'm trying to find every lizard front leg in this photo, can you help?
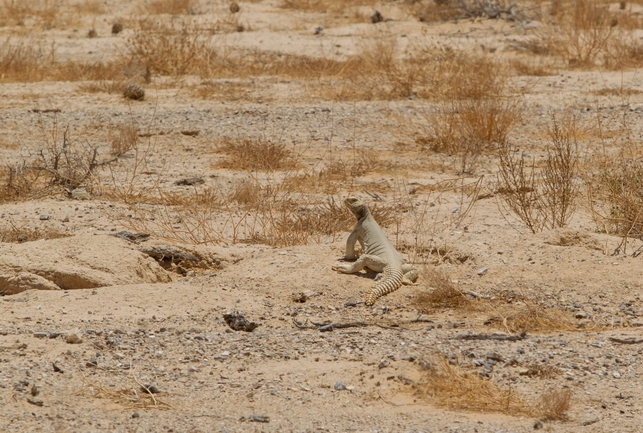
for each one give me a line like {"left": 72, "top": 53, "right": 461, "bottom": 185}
{"left": 344, "top": 229, "right": 360, "bottom": 260}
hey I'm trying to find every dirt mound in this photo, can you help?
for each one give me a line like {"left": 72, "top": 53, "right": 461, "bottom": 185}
{"left": 0, "top": 234, "right": 171, "bottom": 295}
{"left": 542, "top": 229, "right": 602, "bottom": 250}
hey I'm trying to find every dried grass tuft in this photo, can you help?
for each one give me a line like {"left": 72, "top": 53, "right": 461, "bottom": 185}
{"left": 419, "top": 356, "right": 530, "bottom": 415}
{"left": 83, "top": 378, "right": 171, "bottom": 410}
{"left": 216, "top": 137, "right": 298, "bottom": 172}
{"left": 413, "top": 270, "right": 471, "bottom": 312}
{"left": 0, "top": 223, "right": 72, "bottom": 243}
{"left": 537, "top": 387, "right": 572, "bottom": 421}
{"left": 486, "top": 301, "right": 581, "bottom": 333}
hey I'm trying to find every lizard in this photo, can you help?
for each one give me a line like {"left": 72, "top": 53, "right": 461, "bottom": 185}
{"left": 332, "top": 196, "right": 418, "bottom": 305}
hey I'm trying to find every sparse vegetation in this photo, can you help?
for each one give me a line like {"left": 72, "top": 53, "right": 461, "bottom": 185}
{"left": 497, "top": 116, "right": 580, "bottom": 233}
{"left": 0, "top": 1, "right": 636, "bottom": 428}
{"left": 537, "top": 388, "right": 572, "bottom": 421}
{"left": 419, "top": 355, "right": 530, "bottom": 415}
{"left": 414, "top": 272, "right": 471, "bottom": 311}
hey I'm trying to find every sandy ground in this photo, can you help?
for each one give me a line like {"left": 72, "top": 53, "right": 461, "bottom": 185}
{"left": 2, "top": 1, "right": 643, "bottom": 432}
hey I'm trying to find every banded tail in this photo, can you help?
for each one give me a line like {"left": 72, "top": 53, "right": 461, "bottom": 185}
{"left": 364, "top": 265, "right": 404, "bottom": 306}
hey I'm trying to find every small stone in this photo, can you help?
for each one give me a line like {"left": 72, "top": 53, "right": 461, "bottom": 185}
{"left": 533, "top": 420, "right": 543, "bottom": 429}
{"left": 248, "top": 415, "right": 269, "bottom": 423}
{"left": 581, "top": 418, "right": 599, "bottom": 426}
{"left": 141, "top": 384, "right": 160, "bottom": 394}
{"left": 123, "top": 84, "right": 145, "bottom": 101}
{"left": 33, "top": 332, "right": 48, "bottom": 338}
{"left": 174, "top": 177, "right": 204, "bottom": 186}
{"left": 131, "top": 412, "right": 140, "bottom": 419}
{"left": 223, "top": 311, "right": 260, "bottom": 332}
{"left": 613, "top": 371, "right": 621, "bottom": 378}
{"left": 112, "top": 22, "right": 123, "bottom": 34}
{"left": 39, "top": 215, "right": 50, "bottom": 220}
{"left": 31, "top": 384, "right": 39, "bottom": 396}
{"left": 371, "top": 10, "right": 383, "bottom": 23}
{"left": 314, "top": 26, "right": 323, "bottom": 35}
{"left": 66, "top": 334, "right": 82, "bottom": 344}
{"left": 575, "top": 312, "right": 589, "bottom": 319}
{"left": 477, "top": 268, "right": 488, "bottom": 276}
{"left": 62, "top": 216, "right": 70, "bottom": 223}
{"left": 27, "top": 397, "right": 43, "bottom": 406}
{"left": 71, "top": 188, "right": 89, "bottom": 200}
{"left": 88, "top": 29, "right": 97, "bottom": 38}
{"left": 378, "top": 359, "right": 390, "bottom": 369}
{"left": 230, "top": 2, "right": 240, "bottom": 13}
{"left": 334, "top": 381, "right": 346, "bottom": 391}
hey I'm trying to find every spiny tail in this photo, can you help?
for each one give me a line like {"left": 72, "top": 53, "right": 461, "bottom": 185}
{"left": 364, "top": 265, "right": 403, "bottom": 306}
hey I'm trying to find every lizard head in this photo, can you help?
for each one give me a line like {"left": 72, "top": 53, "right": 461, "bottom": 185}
{"left": 344, "top": 196, "right": 369, "bottom": 220}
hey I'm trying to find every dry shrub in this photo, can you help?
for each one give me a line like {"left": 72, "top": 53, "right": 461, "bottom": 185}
{"left": 537, "top": 388, "right": 572, "bottom": 421}
{"left": 413, "top": 269, "right": 471, "bottom": 312}
{"left": 216, "top": 137, "right": 298, "bottom": 172}
{"left": 0, "top": 38, "right": 132, "bottom": 83}
{"left": 83, "top": 377, "right": 170, "bottom": 410}
{"left": 146, "top": 0, "right": 197, "bottom": 15}
{"left": 528, "top": 0, "right": 643, "bottom": 68}
{"left": 0, "top": 223, "right": 72, "bottom": 243}
{"left": 488, "top": 303, "right": 579, "bottom": 333}
{"left": 497, "top": 116, "right": 579, "bottom": 233}
{"left": 421, "top": 51, "right": 521, "bottom": 173}
{"left": 280, "top": 0, "right": 376, "bottom": 13}
{"left": 128, "top": 20, "right": 224, "bottom": 77}
{"left": 126, "top": 24, "right": 435, "bottom": 101}
{"left": 110, "top": 123, "right": 139, "bottom": 156}
{"left": 592, "top": 158, "right": 643, "bottom": 240}
{"left": 510, "top": 58, "right": 556, "bottom": 76}
{"left": 0, "top": 39, "right": 53, "bottom": 82}
{"left": 419, "top": 356, "right": 529, "bottom": 415}
{"left": 7, "top": 115, "right": 120, "bottom": 197}
{"left": 0, "top": 0, "right": 60, "bottom": 28}
{"left": 407, "top": 0, "right": 522, "bottom": 22}
{"left": 126, "top": 188, "right": 231, "bottom": 245}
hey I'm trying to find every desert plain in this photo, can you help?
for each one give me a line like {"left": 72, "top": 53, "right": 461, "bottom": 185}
{"left": 2, "top": 0, "right": 643, "bottom": 432}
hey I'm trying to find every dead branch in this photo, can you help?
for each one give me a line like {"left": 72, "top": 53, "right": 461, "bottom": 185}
{"left": 609, "top": 337, "right": 643, "bottom": 344}
{"left": 453, "top": 331, "right": 527, "bottom": 341}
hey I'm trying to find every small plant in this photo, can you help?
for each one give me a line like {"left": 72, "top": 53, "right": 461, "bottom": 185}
{"left": 145, "top": 0, "right": 197, "bottom": 15}
{"left": 537, "top": 388, "right": 572, "bottom": 421}
{"left": 497, "top": 116, "right": 579, "bottom": 233}
{"left": 128, "top": 21, "right": 224, "bottom": 77}
{"left": 7, "top": 115, "right": 120, "bottom": 196}
{"left": 419, "top": 355, "right": 529, "bottom": 415}
{"left": 109, "top": 123, "right": 139, "bottom": 156}
{"left": 421, "top": 52, "right": 522, "bottom": 173}
{"left": 216, "top": 137, "right": 298, "bottom": 172}
{"left": 413, "top": 269, "right": 471, "bottom": 312}
{"left": 526, "top": 0, "right": 643, "bottom": 69}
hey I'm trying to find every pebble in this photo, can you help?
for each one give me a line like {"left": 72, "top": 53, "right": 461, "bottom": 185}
{"left": 66, "top": 334, "right": 82, "bottom": 344}
{"left": 71, "top": 188, "right": 89, "bottom": 200}
{"left": 477, "top": 268, "right": 488, "bottom": 276}
{"left": 334, "top": 381, "right": 346, "bottom": 391}
{"left": 39, "top": 215, "right": 49, "bottom": 220}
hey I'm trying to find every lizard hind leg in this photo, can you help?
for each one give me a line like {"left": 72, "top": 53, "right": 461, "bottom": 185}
{"left": 401, "top": 263, "right": 419, "bottom": 285}
{"left": 332, "top": 254, "right": 386, "bottom": 274}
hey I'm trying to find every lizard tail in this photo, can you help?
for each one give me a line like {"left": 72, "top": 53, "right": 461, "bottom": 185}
{"left": 364, "top": 265, "right": 403, "bottom": 306}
